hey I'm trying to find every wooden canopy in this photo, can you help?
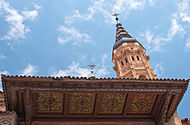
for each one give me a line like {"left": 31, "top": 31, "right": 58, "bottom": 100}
{"left": 1, "top": 75, "right": 189, "bottom": 125}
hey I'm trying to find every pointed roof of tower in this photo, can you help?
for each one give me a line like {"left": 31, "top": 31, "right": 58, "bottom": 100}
{"left": 113, "top": 16, "right": 144, "bottom": 50}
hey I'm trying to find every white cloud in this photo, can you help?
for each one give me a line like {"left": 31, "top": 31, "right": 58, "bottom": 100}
{"left": 20, "top": 64, "right": 38, "bottom": 76}
{"left": 113, "top": 0, "right": 154, "bottom": 12}
{"left": 168, "top": 18, "right": 185, "bottom": 39}
{"left": 64, "top": 0, "right": 112, "bottom": 24}
{"left": 95, "top": 54, "right": 109, "bottom": 77}
{"left": 52, "top": 54, "right": 110, "bottom": 78}
{"left": 177, "top": 0, "right": 190, "bottom": 23}
{"left": 58, "top": 26, "right": 93, "bottom": 45}
{"left": 52, "top": 61, "right": 90, "bottom": 77}
{"left": 180, "top": 13, "right": 190, "bottom": 23}
{"left": 137, "top": 0, "right": 190, "bottom": 52}
{"left": 22, "top": 10, "right": 38, "bottom": 21}
{"left": 64, "top": 10, "right": 86, "bottom": 25}
{"left": 140, "top": 29, "right": 164, "bottom": 52}
{"left": 0, "top": 0, "right": 39, "bottom": 40}
{"left": 145, "top": 30, "right": 154, "bottom": 44}
{"left": 0, "top": 54, "right": 6, "bottom": 60}
{"left": 64, "top": 0, "right": 155, "bottom": 25}
{"left": 185, "top": 35, "right": 190, "bottom": 49}
{"left": 33, "top": 4, "right": 41, "bottom": 10}
{"left": 186, "top": 40, "right": 190, "bottom": 49}
{"left": 173, "top": 0, "right": 190, "bottom": 50}
{"left": 140, "top": 18, "right": 185, "bottom": 53}
{"left": 0, "top": 70, "right": 9, "bottom": 75}
{"left": 57, "top": 36, "right": 69, "bottom": 44}
{"left": 154, "top": 63, "right": 165, "bottom": 78}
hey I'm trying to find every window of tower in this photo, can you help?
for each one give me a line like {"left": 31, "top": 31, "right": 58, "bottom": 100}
{"left": 137, "top": 56, "right": 140, "bottom": 61}
{"left": 132, "top": 56, "right": 135, "bottom": 61}
{"left": 121, "top": 61, "right": 124, "bottom": 66}
{"left": 125, "top": 58, "right": 128, "bottom": 63}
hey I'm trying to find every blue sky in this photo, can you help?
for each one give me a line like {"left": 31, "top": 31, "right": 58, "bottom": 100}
{"left": 0, "top": 0, "right": 190, "bottom": 118}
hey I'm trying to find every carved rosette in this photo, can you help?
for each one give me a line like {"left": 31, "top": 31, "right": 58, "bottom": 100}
{"left": 36, "top": 92, "right": 63, "bottom": 113}
{"left": 99, "top": 93, "right": 126, "bottom": 114}
{"left": 68, "top": 92, "right": 95, "bottom": 113}
{"left": 127, "top": 93, "right": 156, "bottom": 114}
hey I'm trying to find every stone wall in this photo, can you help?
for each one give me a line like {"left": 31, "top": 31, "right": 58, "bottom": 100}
{"left": 164, "top": 111, "right": 182, "bottom": 125}
{"left": 0, "top": 92, "right": 17, "bottom": 125}
{"left": 0, "top": 91, "right": 5, "bottom": 111}
{"left": 0, "top": 111, "right": 17, "bottom": 125}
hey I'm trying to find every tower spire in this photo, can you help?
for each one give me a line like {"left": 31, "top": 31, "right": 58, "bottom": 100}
{"left": 112, "top": 17, "right": 157, "bottom": 79}
{"left": 112, "top": 14, "right": 133, "bottom": 49}
{"left": 112, "top": 12, "right": 119, "bottom": 24}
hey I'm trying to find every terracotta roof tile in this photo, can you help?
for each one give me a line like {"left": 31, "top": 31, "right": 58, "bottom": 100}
{"left": 1, "top": 74, "right": 189, "bottom": 82}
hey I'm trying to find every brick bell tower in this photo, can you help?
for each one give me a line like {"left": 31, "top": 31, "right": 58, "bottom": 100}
{"left": 112, "top": 15, "right": 157, "bottom": 79}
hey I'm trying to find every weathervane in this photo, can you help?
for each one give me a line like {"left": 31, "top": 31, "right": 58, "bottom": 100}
{"left": 88, "top": 64, "right": 96, "bottom": 78}
{"left": 112, "top": 11, "right": 119, "bottom": 23}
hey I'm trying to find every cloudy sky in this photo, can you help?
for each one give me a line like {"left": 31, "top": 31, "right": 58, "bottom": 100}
{"left": 0, "top": 0, "right": 190, "bottom": 119}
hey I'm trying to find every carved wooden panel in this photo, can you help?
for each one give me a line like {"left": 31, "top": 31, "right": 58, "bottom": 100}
{"left": 99, "top": 93, "right": 126, "bottom": 114}
{"left": 0, "top": 117, "right": 12, "bottom": 125}
{"left": 127, "top": 93, "right": 156, "bottom": 114}
{"left": 16, "top": 91, "right": 25, "bottom": 116}
{"left": 68, "top": 92, "right": 95, "bottom": 114}
{"left": 36, "top": 92, "right": 63, "bottom": 113}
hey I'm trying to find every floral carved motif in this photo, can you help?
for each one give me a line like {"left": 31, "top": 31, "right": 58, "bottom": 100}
{"left": 127, "top": 93, "right": 156, "bottom": 114}
{"left": 68, "top": 92, "right": 95, "bottom": 113}
{"left": 36, "top": 92, "right": 63, "bottom": 112}
{"left": 99, "top": 93, "right": 126, "bottom": 114}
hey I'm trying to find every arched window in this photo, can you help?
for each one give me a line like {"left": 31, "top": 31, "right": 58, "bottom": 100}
{"left": 125, "top": 58, "right": 128, "bottom": 63}
{"left": 121, "top": 61, "right": 124, "bottom": 66}
{"left": 132, "top": 56, "right": 135, "bottom": 61}
{"left": 137, "top": 56, "right": 140, "bottom": 61}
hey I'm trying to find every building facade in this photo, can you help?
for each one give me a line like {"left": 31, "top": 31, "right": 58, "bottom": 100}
{"left": 0, "top": 17, "right": 189, "bottom": 125}
{"left": 112, "top": 20, "right": 157, "bottom": 79}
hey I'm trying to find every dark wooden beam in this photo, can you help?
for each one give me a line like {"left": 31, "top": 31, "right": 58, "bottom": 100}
{"left": 24, "top": 88, "right": 33, "bottom": 125}
{"left": 157, "top": 91, "right": 171, "bottom": 125}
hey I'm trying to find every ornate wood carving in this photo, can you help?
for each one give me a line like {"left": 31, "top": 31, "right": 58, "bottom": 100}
{"left": 11, "top": 91, "right": 17, "bottom": 112}
{"left": 1, "top": 75, "right": 188, "bottom": 124}
{"left": 36, "top": 92, "right": 63, "bottom": 113}
{"left": 16, "top": 91, "right": 25, "bottom": 119}
{"left": 68, "top": 92, "right": 95, "bottom": 114}
{"left": 158, "top": 91, "right": 171, "bottom": 125}
{"left": 126, "top": 93, "right": 156, "bottom": 114}
{"left": 99, "top": 93, "right": 126, "bottom": 114}
{"left": 24, "top": 88, "right": 33, "bottom": 125}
